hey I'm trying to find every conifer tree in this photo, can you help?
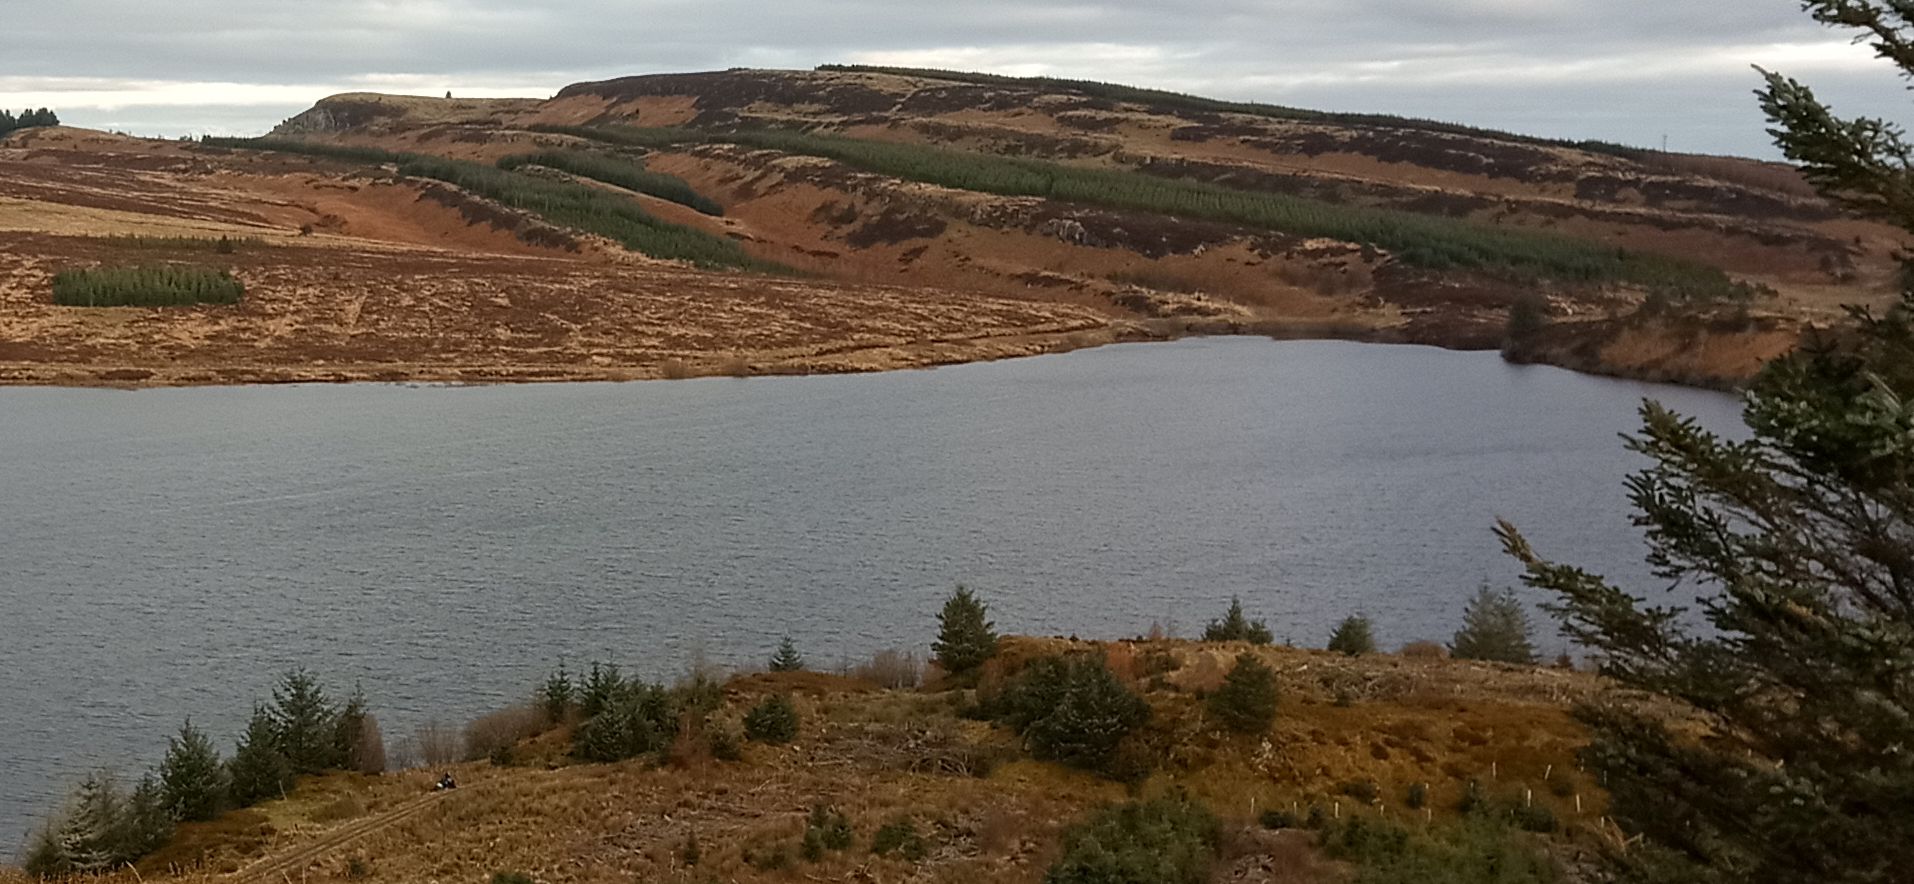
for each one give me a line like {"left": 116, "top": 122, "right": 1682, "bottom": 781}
{"left": 115, "top": 775, "right": 172, "bottom": 861}
{"left": 271, "top": 669, "right": 341, "bottom": 773}
{"left": 1448, "top": 585, "right": 1535, "bottom": 664}
{"left": 995, "top": 654, "right": 1149, "bottom": 772}
{"left": 572, "top": 681, "right": 677, "bottom": 762}
{"left": 932, "top": 586, "right": 999, "bottom": 675}
{"left": 539, "top": 662, "right": 574, "bottom": 723}
{"left": 58, "top": 771, "right": 126, "bottom": 872}
{"left": 1202, "top": 596, "right": 1273, "bottom": 644}
{"left": 769, "top": 636, "right": 805, "bottom": 672}
{"left": 1326, "top": 614, "right": 1377, "bottom": 656}
{"left": 743, "top": 693, "right": 801, "bottom": 744}
{"left": 1497, "top": 10, "right": 1914, "bottom": 872}
{"left": 228, "top": 706, "right": 293, "bottom": 807}
{"left": 1206, "top": 653, "right": 1279, "bottom": 734}
{"left": 160, "top": 719, "right": 227, "bottom": 822}
{"left": 333, "top": 686, "right": 385, "bottom": 774}
{"left": 579, "top": 662, "right": 623, "bottom": 720}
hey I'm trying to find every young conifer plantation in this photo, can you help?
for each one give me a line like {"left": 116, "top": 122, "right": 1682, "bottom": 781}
{"left": 545, "top": 123, "right": 1750, "bottom": 302}
{"left": 497, "top": 150, "right": 725, "bottom": 216}
{"left": 200, "top": 138, "right": 775, "bottom": 271}
{"left": 50, "top": 266, "right": 244, "bottom": 308}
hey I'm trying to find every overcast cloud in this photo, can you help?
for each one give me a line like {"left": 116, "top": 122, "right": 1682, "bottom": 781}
{"left": 1, "top": 0, "right": 1905, "bottom": 156}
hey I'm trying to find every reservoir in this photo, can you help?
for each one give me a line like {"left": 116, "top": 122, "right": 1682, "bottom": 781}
{"left": 0, "top": 338, "right": 1742, "bottom": 847}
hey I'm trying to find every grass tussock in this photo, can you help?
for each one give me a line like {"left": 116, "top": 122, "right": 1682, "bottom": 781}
{"left": 553, "top": 124, "right": 1741, "bottom": 297}
{"left": 200, "top": 137, "right": 777, "bottom": 272}
{"left": 498, "top": 150, "right": 724, "bottom": 215}
{"left": 52, "top": 265, "right": 243, "bottom": 307}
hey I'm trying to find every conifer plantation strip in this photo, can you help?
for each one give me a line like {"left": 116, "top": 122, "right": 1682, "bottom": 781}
{"left": 497, "top": 150, "right": 725, "bottom": 216}
{"left": 51, "top": 266, "right": 244, "bottom": 307}
{"left": 200, "top": 138, "right": 775, "bottom": 272}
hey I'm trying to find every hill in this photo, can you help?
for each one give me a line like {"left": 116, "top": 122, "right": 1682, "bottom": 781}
{"left": 2, "top": 67, "right": 1901, "bottom": 386}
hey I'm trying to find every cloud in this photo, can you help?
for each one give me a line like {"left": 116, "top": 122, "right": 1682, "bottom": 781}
{"left": 0, "top": 0, "right": 1904, "bottom": 154}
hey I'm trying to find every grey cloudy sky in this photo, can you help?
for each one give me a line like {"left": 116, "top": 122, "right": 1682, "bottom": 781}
{"left": 1, "top": 0, "right": 1905, "bottom": 156}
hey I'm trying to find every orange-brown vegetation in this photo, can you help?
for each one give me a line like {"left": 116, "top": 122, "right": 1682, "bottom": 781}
{"left": 0, "top": 636, "right": 1625, "bottom": 884}
{"left": 5, "top": 66, "right": 1904, "bottom": 388}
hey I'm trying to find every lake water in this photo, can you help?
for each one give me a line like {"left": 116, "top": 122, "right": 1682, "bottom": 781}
{"left": 0, "top": 338, "right": 1742, "bottom": 849}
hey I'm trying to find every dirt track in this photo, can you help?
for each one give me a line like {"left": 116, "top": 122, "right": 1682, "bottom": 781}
{"left": 232, "top": 791, "right": 452, "bottom": 882}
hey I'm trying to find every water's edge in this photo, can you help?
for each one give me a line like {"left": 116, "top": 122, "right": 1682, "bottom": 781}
{"left": 0, "top": 317, "right": 1756, "bottom": 391}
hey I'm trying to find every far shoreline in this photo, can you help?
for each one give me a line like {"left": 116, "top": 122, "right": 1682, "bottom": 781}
{"left": 0, "top": 317, "right": 1763, "bottom": 393}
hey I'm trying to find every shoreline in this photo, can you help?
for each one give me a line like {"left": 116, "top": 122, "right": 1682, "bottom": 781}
{"left": 0, "top": 317, "right": 1760, "bottom": 392}
{"left": 0, "top": 325, "right": 1753, "bottom": 390}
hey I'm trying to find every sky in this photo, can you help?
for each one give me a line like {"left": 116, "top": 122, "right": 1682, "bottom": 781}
{"left": 1, "top": 0, "right": 1906, "bottom": 157}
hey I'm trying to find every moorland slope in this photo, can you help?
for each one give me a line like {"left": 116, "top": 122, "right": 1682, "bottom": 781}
{"left": 3, "top": 67, "right": 1899, "bottom": 386}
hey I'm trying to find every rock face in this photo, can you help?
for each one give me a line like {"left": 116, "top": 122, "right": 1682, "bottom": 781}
{"left": 271, "top": 93, "right": 541, "bottom": 137}
{"left": 271, "top": 94, "right": 406, "bottom": 135}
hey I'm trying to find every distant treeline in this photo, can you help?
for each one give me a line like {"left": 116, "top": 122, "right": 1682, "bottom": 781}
{"left": 815, "top": 64, "right": 1645, "bottom": 160}
{"left": 0, "top": 108, "right": 60, "bottom": 137}
{"left": 198, "top": 137, "right": 774, "bottom": 272}
{"left": 540, "top": 123, "right": 1747, "bottom": 300}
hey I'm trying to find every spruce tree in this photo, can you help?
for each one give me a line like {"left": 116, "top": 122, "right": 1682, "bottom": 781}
{"left": 996, "top": 654, "right": 1149, "bottom": 772}
{"left": 1448, "top": 585, "right": 1535, "bottom": 664}
{"left": 115, "top": 775, "right": 173, "bottom": 861}
{"left": 1504, "top": 298, "right": 1914, "bottom": 879}
{"left": 228, "top": 706, "right": 293, "bottom": 807}
{"left": 160, "top": 719, "right": 227, "bottom": 822}
{"left": 579, "top": 661, "right": 623, "bottom": 720}
{"left": 932, "top": 586, "right": 999, "bottom": 675}
{"left": 1207, "top": 653, "right": 1279, "bottom": 733}
{"left": 1202, "top": 596, "right": 1273, "bottom": 644}
{"left": 334, "top": 686, "right": 385, "bottom": 774}
{"left": 540, "top": 662, "right": 574, "bottom": 723}
{"left": 1326, "top": 614, "right": 1377, "bottom": 656}
{"left": 1498, "top": 12, "right": 1914, "bottom": 872}
{"left": 271, "top": 669, "right": 341, "bottom": 773}
{"left": 58, "top": 771, "right": 126, "bottom": 872}
{"left": 743, "top": 693, "right": 800, "bottom": 744}
{"left": 769, "top": 636, "right": 805, "bottom": 672}
{"left": 571, "top": 681, "right": 677, "bottom": 762}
